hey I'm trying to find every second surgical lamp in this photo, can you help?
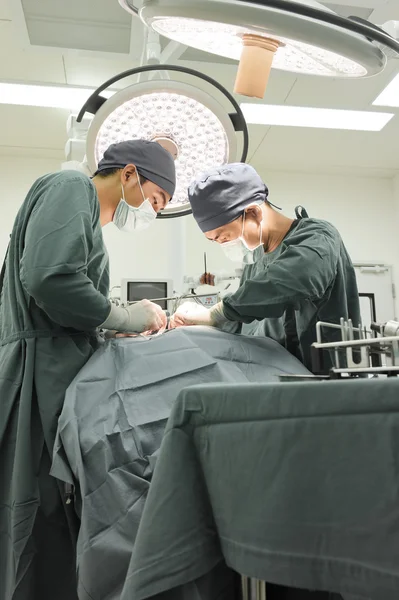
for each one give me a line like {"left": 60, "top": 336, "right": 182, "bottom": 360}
{"left": 66, "top": 65, "right": 248, "bottom": 218}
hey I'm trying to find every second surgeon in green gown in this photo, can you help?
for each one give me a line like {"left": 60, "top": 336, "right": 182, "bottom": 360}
{"left": 171, "top": 163, "right": 360, "bottom": 373}
{"left": 0, "top": 140, "right": 176, "bottom": 600}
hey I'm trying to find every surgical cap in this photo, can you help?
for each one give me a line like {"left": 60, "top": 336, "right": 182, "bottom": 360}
{"left": 95, "top": 139, "right": 176, "bottom": 198}
{"left": 188, "top": 163, "right": 269, "bottom": 233}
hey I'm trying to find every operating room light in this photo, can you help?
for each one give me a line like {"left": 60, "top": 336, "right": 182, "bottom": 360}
{"left": 120, "top": 0, "right": 399, "bottom": 98}
{"left": 148, "top": 18, "right": 367, "bottom": 77}
{"left": 373, "top": 73, "right": 399, "bottom": 107}
{"left": 0, "top": 82, "right": 113, "bottom": 110}
{"left": 76, "top": 65, "right": 248, "bottom": 218}
{"left": 92, "top": 88, "right": 231, "bottom": 209}
{"left": 240, "top": 103, "right": 394, "bottom": 131}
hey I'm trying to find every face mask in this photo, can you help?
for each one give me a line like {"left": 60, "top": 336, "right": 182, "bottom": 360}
{"left": 113, "top": 176, "right": 157, "bottom": 233}
{"left": 221, "top": 209, "right": 263, "bottom": 265}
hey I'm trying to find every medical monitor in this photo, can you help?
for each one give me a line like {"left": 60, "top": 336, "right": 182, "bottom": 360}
{"left": 120, "top": 279, "right": 173, "bottom": 311}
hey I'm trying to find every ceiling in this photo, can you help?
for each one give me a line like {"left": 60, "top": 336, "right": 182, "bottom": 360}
{"left": 1, "top": 0, "right": 399, "bottom": 177}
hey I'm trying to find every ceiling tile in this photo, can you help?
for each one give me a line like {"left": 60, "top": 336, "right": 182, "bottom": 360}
{"left": 0, "top": 22, "right": 66, "bottom": 83}
{"left": 249, "top": 117, "right": 399, "bottom": 174}
{"left": 322, "top": 0, "right": 384, "bottom": 8}
{"left": 21, "top": 0, "right": 130, "bottom": 23}
{"left": 369, "top": 0, "right": 399, "bottom": 23}
{"left": 0, "top": 0, "right": 12, "bottom": 20}
{"left": 63, "top": 55, "right": 142, "bottom": 88}
{"left": 325, "top": 2, "right": 373, "bottom": 18}
{"left": 282, "top": 62, "right": 399, "bottom": 110}
{"left": 25, "top": 18, "right": 131, "bottom": 53}
{"left": 17, "top": 0, "right": 132, "bottom": 53}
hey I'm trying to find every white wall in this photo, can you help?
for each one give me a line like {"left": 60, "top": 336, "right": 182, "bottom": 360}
{"left": 186, "top": 170, "right": 397, "bottom": 272}
{"left": 0, "top": 154, "right": 61, "bottom": 263}
{"left": 186, "top": 170, "right": 399, "bottom": 313}
{"left": 394, "top": 174, "right": 399, "bottom": 225}
{"left": 186, "top": 171, "right": 399, "bottom": 305}
{"left": 1, "top": 155, "right": 398, "bottom": 315}
{"left": 393, "top": 174, "right": 399, "bottom": 310}
{"left": 102, "top": 216, "right": 188, "bottom": 293}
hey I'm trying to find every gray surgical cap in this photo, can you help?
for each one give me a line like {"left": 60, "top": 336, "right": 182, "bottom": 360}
{"left": 188, "top": 163, "right": 269, "bottom": 233}
{"left": 95, "top": 139, "right": 176, "bottom": 198}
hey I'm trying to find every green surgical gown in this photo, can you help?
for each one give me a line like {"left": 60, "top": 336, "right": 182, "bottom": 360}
{"left": 0, "top": 171, "right": 110, "bottom": 600}
{"left": 222, "top": 215, "right": 361, "bottom": 373}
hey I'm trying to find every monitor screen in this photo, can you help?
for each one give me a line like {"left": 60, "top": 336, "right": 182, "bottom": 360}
{"left": 126, "top": 281, "right": 169, "bottom": 310}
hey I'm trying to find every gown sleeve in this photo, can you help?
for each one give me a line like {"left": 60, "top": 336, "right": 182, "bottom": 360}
{"left": 222, "top": 230, "right": 339, "bottom": 323}
{"left": 20, "top": 175, "right": 111, "bottom": 330}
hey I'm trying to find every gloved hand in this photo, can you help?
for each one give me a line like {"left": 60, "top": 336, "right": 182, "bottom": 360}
{"left": 169, "top": 301, "right": 228, "bottom": 329}
{"left": 100, "top": 299, "right": 167, "bottom": 334}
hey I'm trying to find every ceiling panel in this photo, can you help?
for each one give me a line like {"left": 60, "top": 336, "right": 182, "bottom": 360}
{"left": 250, "top": 117, "right": 399, "bottom": 175}
{"left": 0, "top": 21, "right": 66, "bottom": 83}
{"left": 322, "top": 0, "right": 387, "bottom": 8}
{"left": 282, "top": 62, "right": 399, "bottom": 110}
{"left": 25, "top": 18, "right": 131, "bottom": 53}
{"left": 21, "top": 0, "right": 130, "bottom": 23}
{"left": 18, "top": 0, "right": 132, "bottom": 53}
{"left": 0, "top": 0, "right": 12, "bottom": 20}
{"left": 369, "top": 0, "right": 399, "bottom": 23}
{"left": 63, "top": 55, "right": 142, "bottom": 88}
{"left": 326, "top": 0, "right": 399, "bottom": 21}
{"left": 62, "top": 18, "right": 145, "bottom": 87}
{"left": 325, "top": 2, "right": 373, "bottom": 18}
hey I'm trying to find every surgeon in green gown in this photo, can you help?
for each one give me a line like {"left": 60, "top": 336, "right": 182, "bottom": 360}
{"left": 170, "top": 163, "right": 360, "bottom": 374}
{"left": 0, "top": 139, "right": 176, "bottom": 600}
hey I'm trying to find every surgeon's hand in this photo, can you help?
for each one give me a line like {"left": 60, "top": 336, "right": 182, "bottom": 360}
{"left": 169, "top": 301, "right": 228, "bottom": 329}
{"left": 124, "top": 300, "right": 167, "bottom": 333}
{"left": 169, "top": 302, "right": 213, "bottom": 329}
{"left": 100, "top": 299, "right": 167, "bottom": 334}
{"left": 120, "top": 300, "right": 166, "bottom": 333}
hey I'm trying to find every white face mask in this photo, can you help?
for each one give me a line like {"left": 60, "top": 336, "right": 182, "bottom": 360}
{"left": 113, "top": 176, "right": 157, "bottom": 233}
{"left": 221, "top": 209, "right": 263, "bottom": 265}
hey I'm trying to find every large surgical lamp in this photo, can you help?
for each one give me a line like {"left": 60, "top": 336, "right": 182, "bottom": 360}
{"left": 74, "top": 65, "right": 248, "bottom": 218}
{"left": 119, "top": 0, "right": 399, "bottom": 98}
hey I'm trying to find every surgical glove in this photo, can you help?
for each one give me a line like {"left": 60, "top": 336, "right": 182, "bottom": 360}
{"left": 100, "top": 300, "right": 167, "bottom": 334}
{"left": 170, "top": 301, "right": 229, "bottom": 329}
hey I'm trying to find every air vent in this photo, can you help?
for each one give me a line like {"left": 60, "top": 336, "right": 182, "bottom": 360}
{"left": 19, "top": 0, "right": 132, "bottom": 53}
